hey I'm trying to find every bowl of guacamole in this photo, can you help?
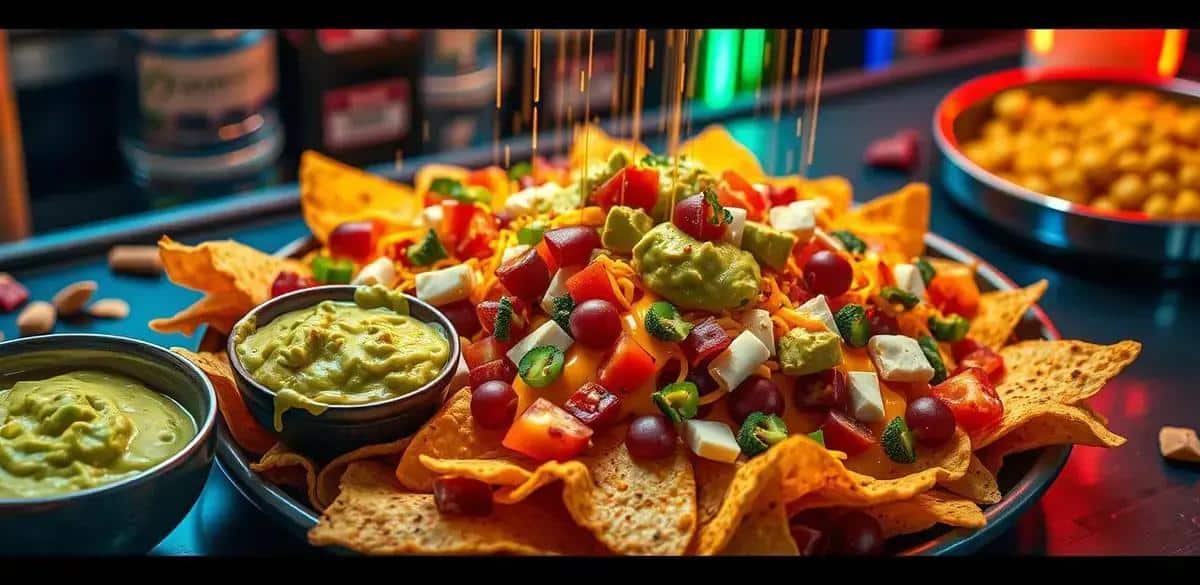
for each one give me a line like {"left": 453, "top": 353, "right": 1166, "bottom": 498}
{"left": 227, "top": 285, "right": 462, "bottom": 459}
{"left": 0, "top": 333, "right": 217, "bottom": 555}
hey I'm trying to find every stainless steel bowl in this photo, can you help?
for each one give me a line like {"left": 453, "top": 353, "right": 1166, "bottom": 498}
{"left": 226, "top": 285, "right": 462, "bottom": 461}
{"left": 0, "top": 334, "right": 217, "bottom": 555}
{"left": 934, "top": 67, "right": 1200, "bottom": 269}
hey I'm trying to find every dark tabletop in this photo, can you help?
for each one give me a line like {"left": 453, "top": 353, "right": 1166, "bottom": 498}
{"left": 2, "top": 54, "right": 1197, "bottom": 556}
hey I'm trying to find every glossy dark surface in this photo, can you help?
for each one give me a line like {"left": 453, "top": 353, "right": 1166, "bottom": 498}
{"left": 1, "top": 54, "right": 1196, "bottom": 555}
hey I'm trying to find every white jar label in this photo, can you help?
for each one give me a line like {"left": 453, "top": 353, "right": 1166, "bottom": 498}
{"left": 323, "top": 78, "right": 412, "bottom": 150}
{"left": 138, "top": 34, "right": 277, "bottom": 125}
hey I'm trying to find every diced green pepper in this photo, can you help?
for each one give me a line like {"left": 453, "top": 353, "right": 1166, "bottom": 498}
{"left": 517, "top": 222, "right": 547, "bottom": 246}
{"left": 312, "top": 256, "right": 354, "bottom": 284}
{"left": 406, "top": 229, "right": 448, "bottom": 266}
{"left": 644, "top": 301, "right": 693, "bottom": 342}
{"left": 550, "top": 294, "right": 575, "bottom": 332}
{"left": 518, "top": 346, "right": 565, "bottom": 388}
{"left": 702, "top": 188, "right": 734, "bottom": 226}
{"left": 834, "top": 304, "right": 871, "bottom": 348}
{"left": 881, "top": 417, "right": 917, "bottom": 464}
{"left": 641, "top": 153, "right": 673, "bottom": 167}
{"left": 737, "top": 412, "right": 789, "bottom": 457}
{"left": 915, "top": 258, "right": 936, "bottom": 286}
{"left": 493, "top": 297, "right": 516, "bottom": 342}
{"left": 928, "top": 314, "right": 970, "bottom": 342}
{"left": 808, "top": 429, "right": 826, "bottom": 448}
{"left": 652, "top": 381, "right": 700, "bottom": 423}
{"left": 508, "top": 161, "right": 532, "bottom": 180}
{"left": 831, "top": 230, "right": 867, "bottom": 254}
{"left": 918, "top": 335, "right": 948, "bottom": 384}
{"left": 879, "top": 286, "right": 920, "bottom": 311}
{"left": 429, "top": 176, "right": 490, "bottom": 204}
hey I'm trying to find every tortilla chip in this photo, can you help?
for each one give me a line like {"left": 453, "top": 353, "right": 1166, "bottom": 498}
{"left": 252, "top": 442, "right": 320, "bottom": 510}
{"left": 308, "top": 461, "right": 606, "bottom": 555}
{"left": 316, "top": 437, "right": 413, "bottom": 511}
{"left": 978, "top": 402, "right": 1125, "bottom": 472}
{"left": 970, "top": 280, "right": 1049, "bottom": 350}
{"left": 940, "top": 455, "right": 1002, "bottom": 505}
{"left": 150, "top": 293, "right": 245, "bottom": 336}
{"left": 839, "top": 183, "right": 931, "bottom": 258}
{"left": 845, "top": 428, "right": 973, "bottom": 483}
{"left": 421, "top": 426, "right": 697, "bottom": 556}
{"left": 570, "top": 123, "right": 649, "bottom": 169}
{"left": 676, "top": 125, "right": 767, "bottom": 182}
{"left": 718, "top": 478, "right": 799, "bottom": 556}
{"left": 857, "top": 490, "right": 986, "bottom": 538}
{"left": 300, "top": 150, "right": 423, "bottom": 243}
{"left": 414, "top": 163, "right": 469, "bottom": 197}
{"left": 171, "top": 348, "right": 276, "bottom": 456}
{"left": 395, "top": 388, "right": 524, "bottom": 492}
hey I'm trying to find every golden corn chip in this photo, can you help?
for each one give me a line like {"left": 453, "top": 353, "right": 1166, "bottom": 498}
{"left": 839, "top": 183, "right": 931, "bottom": 258}
{"left": 171, "top": 348, "right": 276, "bottom": 456}
{"left": 252, "top": 442, "right": 320, "bottom": 510}
{"left": 677, "top": 125, "right": 767, "bottom": 182}
{"left": 978, "top": 401, "right": 1125, "bottom": 472}
{"left": 940, "top": 455, "right": 1002, "bottom": 505}
{"left": 845, "top": 428, "right": 973, "bottom": 484}
{"left": 300, "top": 150, "right": 424, "bottom": 243}
{"left": 395, "top": 388, "right": 526, "bottom": 493}
{"left": 414, "top": 163, "right": 469, "bottom": 197}
{"left": 570, "top": 123, "right": 649, "bottom": 169}
{"left": 718, "top": 478, "right": 799, "bottom": 556}
{"left": 421, "top": 425, "right": 697, "bottom": 556}
{"left": 150, "top": 293, "right": 246, "bottom": 336}
{"left": 855, "top": 490, "right": 986, "bottom": 538}
{"left": 970, "top": 280, "right": 1049, "bottom": 350}
{"left": 308, "top": 461, "right": 607, "bottom": 555}
{"left": 315, "top": 436, "right": 413, "bottom": 511}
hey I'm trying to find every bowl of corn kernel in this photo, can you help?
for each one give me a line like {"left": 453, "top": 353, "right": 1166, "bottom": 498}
{"left": 935, "top": 67, "right": 1200, "bottom": 265}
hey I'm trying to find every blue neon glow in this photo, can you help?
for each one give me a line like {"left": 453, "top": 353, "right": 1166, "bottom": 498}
{"left": 864, "top": 29, "right": 895, "bottom": 71}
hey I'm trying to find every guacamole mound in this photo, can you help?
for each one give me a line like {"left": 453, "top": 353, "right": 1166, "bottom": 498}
{"left": 632, "top": 223, "right": 761, "bottom": 311}
{"left": 0, "top": 370, "right": 195, "bottom": 499}
{"left": 235, "top": 285, "right": 450, "bottom": 431}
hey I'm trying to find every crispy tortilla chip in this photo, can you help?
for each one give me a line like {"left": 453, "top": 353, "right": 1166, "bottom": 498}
{"left": 570, "top": 123, "right": 649, "bottom": 169}
{"left": 839, "top": 183, "right": 931, "bottom": 258}
{"left": 970, "top": 280, "right": 1049, "bottom": 350}
{"left": 719, "top": 478, "right": 799, "bottom": 556}
{"left": 856, "top": 490, "right": 986, "bottom": 538}
{"left": 171, "top": 348, "right": 276, "bottom": 456}
{"left": 973, "top": 339, "right": 1140, "bottom": 450}
{"left": 395, "top": 388, "right": 524, "bottom": 492}
{"left": 300, "top": 150, "right": 423, "bottom": 243}
{"left": 316, "top": 437, "right": 413, "bottom": 511}
{"left": 308, "top": 461, "right": 606, "bottom": 555}
{"left": 845, "top": 428, "right": 973, "bottom": 483}
{"left": 252, "top": 442, "right": 320, "bottom": 510}
{"left": 766, "top": 175, "right": 855, "bottom": 221}
{"left": 414, "top": 163, "right": 470, "bottom": 197}
{"left": 676, "top": 125, "right": 767, "bottom": 182}
{"left": 422, "top": 426, "right": 697, "bottom": 555}
{"left": 940, "top": 456, "right": 1001, "bottom": 504}
{"left": 978, "top": 402, "right": 1125, "bottom": 472}
{"left": 150, "top": 293, "right": 246, "bottom": 336}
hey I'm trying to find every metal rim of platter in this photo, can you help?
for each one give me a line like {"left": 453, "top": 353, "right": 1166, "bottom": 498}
{"left": 206, "top": 230, "right": 1070, "bottom": 556}
{"left": 933, "top": 66, "right": 1200, "bottom": 269}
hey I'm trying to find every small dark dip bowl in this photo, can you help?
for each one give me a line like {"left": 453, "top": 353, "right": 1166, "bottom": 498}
{"left": 227, "top": 285, "right": 462, "bottom": 461}
{"left": 0, "top": 334, "right": 217, "bottom": 555}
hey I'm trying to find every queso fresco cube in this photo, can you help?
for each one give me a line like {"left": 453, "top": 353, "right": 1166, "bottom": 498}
{"left": 867, "top": 335, "right": 934, "bottom": 383}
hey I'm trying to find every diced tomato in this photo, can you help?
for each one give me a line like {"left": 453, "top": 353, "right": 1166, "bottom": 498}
{"left": 820, "top": 410, "right": 875, "bottom": 456}
{"left": 926, "top": 272, "right": 981, "bottom": 318}
{"left": 496, "top": 248, "right": 552, "bottom": 300}
{"left": 598, "top": 334, "right": 657, "bottom": 394}
{"left": 679, "top": 318, "right": 733, "bottom": 367}
{"left": 721, "top": 170, "right": 768, "bottom": 218}
{"left": 439, "top": 201, "right": 479, "bottom": 251}
{"left": 929, "top": 367, "right": 1004, "bottom": 434}
{"left": 542, "top": 226, "right": 602, "bottom": 268}
{"left": 440, "top": 300, "right": 481, "bottom": 339}
{"left": 328, "top": 220, "right": 382, "bottom": 262}
{"left": 463, "top": 336, "right": 512, "bottom": 370}
{"left": 590, "top": 166, "right": 660, "bottom": 213}
{"left": 865, "top": 306, "right": 901, "bottom": 336}
{"left": 502, "top": 398, "right": 594, "bottom": 461}
{"left": 565, "top": 262, "right": 624, "bottom": 308}
{"left": 469, "top": 359, "right": 518, "bottom": 389}
{"left": 950, "top": 338, "right": 986, "bottom": 362}
{"left": 455, "top": 212, "right": 498, "bottom": 260}
{"left": 476, "top": 297, "right": 529, "bottom": 340}
{"left": 765, "top": 184, "right": 799, "bottom": 208}
{"left": 864, "top": 129, "right": 920, "bottom": 172}
{"left": 563, "top": 382, "right": 623, "bottom": 430}
{"left": 270, "top": 271, "right": 317, "bottom": 299}
{"left": 672, "top": 194, "right": 727, "bottom": 242}
{"left": 534, "top": 240, "right": 559, "bottom": 274}
{"left": 954, "top": 348, "right": 1006, "bottom": 384}
{"left": 433, "top": 476, "right": 494, "bottom": 516}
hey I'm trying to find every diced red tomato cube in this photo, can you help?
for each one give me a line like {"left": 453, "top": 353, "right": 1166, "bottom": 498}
{"left": 463, "top": 336, "right": 511, "bottom": 370}
{"left": 929, "top": 367, "right": 1004, "bottom": 434}
{"left": 439, "top": 300, "right": 481, "bottom": 339}
{"left": 590, "top": 166, "right": 660, "bottom": 213}
{"left": 672, "top": 194, "right": 727, "bottom": 242}
{"left": 820, "top": 410, "right": 875, "bottom": 456}
{"left": 954, "top": 347, "right": 1006, "bottom": 384}
{"left": 542, "top": 226, "right": 602, "bottom": 268}
{"left": 565, "top": 262, "right": 624, "bottom": 308}
{"left": 927, "top": 272, "right": 981, "bottom": 318}
{"left": 563, "top": 382, "right": 623, "bottom": 430}
{"left": 679, "top": 317, "right": 733, "bottom": 367}
{"left": 469, "top": 359, "right": 518, "bottom": 389}
{"left": 598, "top": 334, "right": 657, "bottom": 394}
{"left": 328, "top": 220, "right": 382, "bottom": 262}
{"left": 496, "top": 248, "right": 552, "bottom": 300}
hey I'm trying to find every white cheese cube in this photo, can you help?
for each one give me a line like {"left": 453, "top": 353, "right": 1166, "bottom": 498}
{"left": 768, "top": 201, "right": 816, "bottom": 243}
{"left": 707, "top": 331, "right": 771, "bottom": 392}
{"left": 421, "top": 205, "right": 444, "bottom": 230}
{"left": 504, "top": 182, "right": 562, "bottom": 218}
{"left": 722, "top": 207, "right": 748, "bottom": 246}
{"left": 351, "top": 257, "right": 397, "bottom": 287}
{"left": 847, "top": 371, "right": 885, "bottom": 423}
{"left": 739, "top": 308, "right": 775, "bottom": 357}
{"left": 796, "top": 294, "right": 838, "bottom": 334}
{"left": 501, "top": 244, "right": 531, "bottom": 264}
{"left": 893, "top": 263, "right": 926, "bottom": 298}
{"left": 682, "top": 420, "right": 741, "bottom": 463}
{"left": 540, "top": 266, "right": 581, "bottom": 314}
{"left": 506, "top": 319, "right": 574, "bottom": 366}
{"left": 415, "top": 264, "right": 474, "bottom": 307}
{"left": 867, "top": 335, "right": 934, "bottom": 383}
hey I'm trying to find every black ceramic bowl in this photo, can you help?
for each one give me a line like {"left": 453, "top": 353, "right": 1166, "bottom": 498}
{"left": 226, "top": 285, "right": 462, "bottom": 460}
{"left": 0, "top": 334, "right": 217, "bottom": 555}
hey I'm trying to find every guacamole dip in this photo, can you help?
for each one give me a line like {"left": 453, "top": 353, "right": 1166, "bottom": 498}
{"left": 0, "top": 370, "right": 195, "bottom": 499}
{"left": 632, "top": 223, "right": 761, "bottom": 311}
{"left": 234, "top": 285, "right": 450, "bottom": 430}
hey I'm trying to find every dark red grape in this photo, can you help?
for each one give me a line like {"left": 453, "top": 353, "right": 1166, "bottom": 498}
{"left": 569, "top": 299, "right": 623, "bottom": 349}
{"left": 433, "top": 476, "right": 494, "bottom": 516}
{"left": 831, "top": 511, "right": 885, "bottom": 556}
{"left": 790, "top": 524, "right": 828, "bottom": 556}
{"left": 440, "top": 300, "right": 481, "bottom": 339}
{"left": 727, "top": 377, "right": 784, "bottom": 425}
{"left": 625, "top": 415, "right": 678, "bottom": 460}
{"left": 866, "top": 305, "right": 901, "bottom": 336}
{"left": 794, "top": 368, "right": 849, "bottom": 412}
{"left": 471, "top": 381, "right": 518, "bottom": 430}
{"left": 905, "top": 396, "right": 957, "bottom": 446}
{"left": 804, "top": 250, "right": 853, "bottom": 297}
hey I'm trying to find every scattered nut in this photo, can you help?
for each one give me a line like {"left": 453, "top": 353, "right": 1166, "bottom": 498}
{"left": 87, "top": 298, "right": 130, "bottom": 320}
{"left": 17, "top": 301, "right": 55, "bottom": 336}
{"left": 52, "top": 280, "right": 98, "bottom": 317}
{"left": 108, "top": 245, "right": 163, "bottom": 276}
{"left": 1159, "top": 426, "right": 1200, "bottom": 463}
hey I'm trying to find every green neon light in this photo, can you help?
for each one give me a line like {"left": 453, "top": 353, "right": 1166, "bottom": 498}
{"left": 702, "top": 29, "right": 740, "bottom": 110}
{"left": 740, "top": 29, "right": 765, "bottom": 90}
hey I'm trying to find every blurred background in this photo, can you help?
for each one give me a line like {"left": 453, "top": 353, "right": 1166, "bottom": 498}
{"left": 3, "top": 28, "right": 1200, "bottom": 240}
